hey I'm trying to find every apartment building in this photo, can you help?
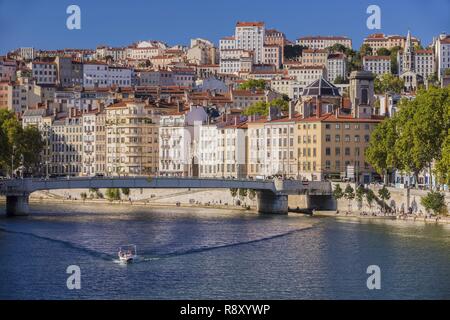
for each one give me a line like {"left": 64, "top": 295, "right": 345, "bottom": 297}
{"left": 246, "top": 117, "right": 267, "bottom": 178}
{"left": 105, "top": 101, "right": 160, "bottom": 176}
{"left": 219, "top": 49, "right": 253, "bottom": 74}
{"left": 31, "top": 61, "right": 57, "bottom": 85}
{"left": 83, "top": 61, "right": 109, "bottom": 88}
{"left": 327, "top": 53, "right": 347, "bottom": 83}
{"left": 296, "top": 36, "right": 352, "bottom": 49}
{"left": 363, "top": 56, "right": 391, "bottom": 75}
{"left": 270, "top": 76, "right": 303, "bottom": 100}
{"left": 134, "top": 69, "right": 174, "bottom": 86}
{"left": 264, "top": 116, "right": 297, "bottom": 177}
{"left": 159, "top": 105, "right": 209, "bottom": 177}
{"left": 287, "top": 65, "right": 327, "bottom": 86}
{"left": 262, "top": 45, "right": 282, "bottom": 68}
{"left": 50, "top": 110, "right": 83, "bottom": 176}
{"left": 294, "top": 115, "right": 380, "bottom": 182}
{"left": 81, "top": 110, "right": 106, "bottom": 176}
{"left": 108, "top": 66, "right": 132, "bottom": 87}
{"left": 301, "top": 49, "right": 328, "bottom": 66}
{"left": 435, "top": 33, "right": 450, "bottom": 81}
{"left": 264, "top": 29, "right": 286, "bottom": 64}
{"left": 0, "top": 58, "right": 16, "bottom": 82}
{"left": 54, "top": 57, "right": 83, "bottom": 87}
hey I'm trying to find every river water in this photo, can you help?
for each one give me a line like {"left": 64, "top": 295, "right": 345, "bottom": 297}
{"left": 0, "top": 202, "right": 449, "bottom": 299}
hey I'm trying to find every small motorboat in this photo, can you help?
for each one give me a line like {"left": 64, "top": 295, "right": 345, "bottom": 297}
{"left": 118, "top": 244, "right": 137, "bottom": 264}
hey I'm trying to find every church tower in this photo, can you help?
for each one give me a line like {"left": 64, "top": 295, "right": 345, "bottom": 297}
{"left": 402, "top": 30, "right": 415, "bottom": 72}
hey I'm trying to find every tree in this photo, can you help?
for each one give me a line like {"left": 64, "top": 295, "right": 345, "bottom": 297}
{"left": 389, "top": 46, "right": 402, "bottom": 74}
{"left": 395, "top": 87, "right": 450, "bottom": 188}
{"left": 284, "top": 45, "right": 307, "bottom": 60}
{"left": 355, "top": 185, "right": 365, "bottom": 210}
{"left": 365, "top": 117, "right": 400, "bottom": 184}
{"left": 121, "top": 188, "right": 130, "bottom": 197}
{"left": 106, "top": 188, "right": 121, "bottom": 201}
{"left": 238, "top": 79, "right": 267, "bottom": 91}
{"left": 436, "top": 131, "right": 450, "bottom": 186}
{"left": 80, "top": 192, "right": 87, "bottom": 201}
{"left": 229, "top": 188, "right": 238, "bottom": 199}
{"left": 344, "top": 184, "right": 355, "bottom": 212}
{"left": 421, "top": 191, "right": 447, "bottom": 216}
{"left": 378, "top": 186, "right": 391, "bottom": 212}
{"left": 376, "top": 47, "right": 391, "bottom": 56}
{"left": 248, "top": 189, "right": 256, "bottom": 201}
{"left": 374, "top": 73, "right": 404, "bottom": 94}
{"left": 238, "top": 188, "right": 248, "bottom": 200}
{"left": 365, "top": 189, "right": 375, "bottom": 212}
{"left": 242, "top": 98, "right": 288, "bottom": 116}
{"left": 359, "top": 44, "right": 373, "bottom": 57}
{"left": 0, "top": 110, "right": 44, "bottom": 176}
{"left": 332, "top": 184, "right": 344, "bottom": 201}
{"left": 333, "top": 75, "right": 348, "bottom": 84}
{"left": 327, "top": 43, "right": 347, "bottom": 54}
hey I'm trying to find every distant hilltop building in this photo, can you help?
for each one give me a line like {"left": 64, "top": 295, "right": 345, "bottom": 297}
{"left": 363, "top": 32, "right": 420, "bottom": 50}
{"left": 295, "top": 36, "right": 352, "bottom": 50}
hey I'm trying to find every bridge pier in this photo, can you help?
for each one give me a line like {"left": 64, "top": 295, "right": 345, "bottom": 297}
{"left": 306, "top": 194, "right": 335, "bottom": 211}
{"left": 256, "top": 191, "right": 288, "bottom": 214}
{"left": 6, "top": 194, "right": 30, "bottom": 217}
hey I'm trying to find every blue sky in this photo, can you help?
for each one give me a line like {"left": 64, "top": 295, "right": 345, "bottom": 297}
{"left": 0, "top": 0, "right": 449, "bottom": 54}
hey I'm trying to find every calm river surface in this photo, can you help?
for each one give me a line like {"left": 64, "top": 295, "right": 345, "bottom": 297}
{"left": 0, "top": 202, "right": 449, "bottom": 299}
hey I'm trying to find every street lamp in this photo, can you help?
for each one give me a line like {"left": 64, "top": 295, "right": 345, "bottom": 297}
{"left": 20, "top": 154, "right": 24, "bottom": 180}
{"left": 11, "top": 145, "right": 16, "bottom": 179}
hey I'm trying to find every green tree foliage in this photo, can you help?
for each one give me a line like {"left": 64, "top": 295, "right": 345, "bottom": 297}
{"left": 344, "top": 184, "right": 355, "bottom": 211}
{"left": 359, "top": 44, "right": 373, "bottom": 57}
{"left": 106, "top": 188, "right": 121, "bottom": 201}
{"left": 80, "top": 192, "right": 87, "bottom": 201}
{"left": 121, "top": 188, "right": 130, "bottom": 197}
{"left": 333, "top": 75, "right": 348, "bottom": 84}
{"left": 327, "top": 43, "right": 348, "bottom": 53}
{"left": 420, "top": 191, "right": 447, "bottom": 215}
{"left": 248, "top": 189, "right": 256, "bottom": 200}
{"left": 365, "top": 189, "right": 376, "bottom": 211}
{"left": 374, "top": 73, "right": 404, "bottom": 94}
{"left": 378, "top": 186, "right": 391, "bottom": 212}
{"left": 229, "top": 188, "right": 238, "bottom": 198}
{"left": 0, "top": 109, "right": 44, "bottom": 175}
{"left": 376, "top": 47, "right": 391, "bottom": 56}
{"left": 283, "top": 45, "right": 307, "bottom": 60}
{"left": 435, "top": 132, "right": 450, "bottom": 185}
{"left": 445, "top": 68, "right": 450, "bottom": 76}
{"left": 332, "top": 184, "right": 344, "bottom": 200}
{"left": 389, "top": 46, "right": 402, "bottom": 74}
{"left": 365, "top": 117, "right": 400, "bottom": 182}
{"left": 238, "top": 188, "right": 248, "bottom": 200}
{"left": 242, "top": 98, "right": 289, "bottom": 116}
{"left": 238, "top": 79, "right": 267, "bottom": 91}
{"left": 355, "top": 185, "right": 365, "bottom": 203}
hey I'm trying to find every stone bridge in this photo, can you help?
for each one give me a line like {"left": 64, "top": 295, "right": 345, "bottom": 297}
{"left": 0, "top": 177, "right": 332, "bottom": 216}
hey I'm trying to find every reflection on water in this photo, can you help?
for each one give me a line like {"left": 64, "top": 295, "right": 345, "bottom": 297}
{"left": 0, "top": 202, "right": 449, "bottom": 299}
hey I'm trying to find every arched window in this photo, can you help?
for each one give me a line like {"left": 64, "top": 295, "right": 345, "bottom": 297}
{"left": 361, "top": 88, "right": 368, "bottom": 105}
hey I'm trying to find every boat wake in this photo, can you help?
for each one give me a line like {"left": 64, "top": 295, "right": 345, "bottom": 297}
{"left": 136, "top": 226, "right": 313, "bottom": 263}
{"left": 0, "top": 226, "right": 114, "bottom": 261}
{"left": 0, "top": 224, "right": 313, "bottom": 264}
